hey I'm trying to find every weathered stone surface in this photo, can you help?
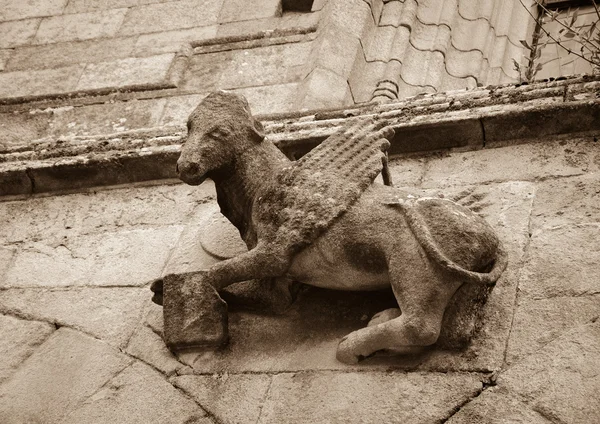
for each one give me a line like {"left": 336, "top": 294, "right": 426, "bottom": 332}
{"left": 126, "top": 323, "right": 191, "bottom": 376}
{"left": 233, "top": 83, "right": 299, "bottom": 115}
{"left": 294, "top": 66, "right": 352, "bottom": 110}
{"left": 200, "top": 211, "right": 247, "bottom": 259}
{"left": 0, "top": 19, "right": 40, "bottom": 48}
{"left": 0, "top": 48, "right": 10, "bottom": 71}
{"left": 134, "top": 25, "right": 217, "bottom": 56}
{"left": 0, "top": 314, "right": 54, "bottom": 383}
{"left": 387, "top": 156, "right": 426, "bottom": 187}
{"left": 506, "top": 296, "right": 600, "bottom": 364}
{"left": 422, "top": 138, "right": 600, "bottom": 188}
{"left": 530, "top": 173, "right": 600, "bottom": 231}
{"left": 0, "top": 246, "right": 15, "bottom": 280}
{"left": 76, "top": 54, "right": 176, "bottom": 91}
{"left": 259, "top": 372, "right": 482, "bottom": 423}
{"left": 163, "top": 272, "right": 229, "bottom": 350}
{"left": 216, "top": 10, "right": 320, "bottom": 38}
{"left": 62, "top": 362, "right": 210, "bottom": 424}
{"left": 34, "top": 9, "right": 128, "bottom": 44}
{"left": 0, "top": 287, "right": 148, "bottom": 346}
{"left": 0, "top": 167, "right": 32, "bottom": 196}
{"left": 118, "top": 0, "right": 223, "bottom": 36}
{"left": 0, "top": 65, "right": 85, "bottom": 98}
{"left": 6, "top": 37, "right": 136, "bottom": 71}
{"left": 3, "top": 226, "right": 183, "bottom": 287}
{"left": 49, "top": 98, "right": 167, "bottom": 137}
{"left": 173, "top": 373, "right": 272, "bottom": 424}
{"left": 447, "top": 387, "right": 550, "bottom": 424}
{"left": 0, "top": 328, "right": 131, "bottom": 424}
{"left": 219, "top": 0, "right": 281, "bottom": 23}
{"left": 0, "top": 111, "right": 49, "bottom": 150}
{"left": 0, "top": 0, "right": 68, "bottom": 21}
{"left": 160, "top": 94, "right": 207, "bottom": 127}
{"left": 499, "top": 320, "right": 600, "bottom": 424}
{"left": 64, "top": 0, "right": 139, "bottom": 14}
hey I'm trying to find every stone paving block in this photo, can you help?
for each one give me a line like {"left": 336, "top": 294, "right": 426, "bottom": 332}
{"left": 530, "top": 173, "right": 600, "bottom": 231}
{"left": 518, "top": 224, "right": 600, "bottom": 300}
{"left": 173, "top": 373, "right": 272, "bottom": 424}
{"left": 446, "top": 387, "right": 550, "bottom": 424}
{"left": 0, "top": 111, "right": 50, "bottom": 150}
{"left": 0, "top": 328, "right": 131, "bottom": 424}
{"left": 0, "top": 0, "right": 68, "bottom": 21}
{"left": 219, "top": 0, "right": 281, "bottom": 23}
{"left": 62, "top": 361, "right": 210, "bottom": 424}
{"left": 118, "top": 0, "right": 223, "bottom": 36}
{"left": 49, "top": 98, "right": 167, "bottom": 137}
{"left": 259, "top": 371, "right": 482, "bottom": 424}
{"left": 64, "top": 0, "right": 139, "bottom": 14}
{"left": 6, "top": 36, "right": 136, "bottom": 71}
{"left": 0, "top": 64, "right": 85, "bottom": 99}
{"left": 422, "top": 139, "right": 600, "bottom": 189}
{"left": 0, "top": 314, "right": 54, "bottom": 383}
{"left": 506, "top": 296, "right": 600, "bottom": 364}
{"left": 134, "top": 25, "right": 217, "bottom": 56}
{"left": 0, "top": 19, "right": 38, "bottom": 49}
{"left": 3, "top": 226, "right": 183, "bottom": 288}
{"left": 76, "top": 53, "right": 176, "bottom": 91}
{"left": 0, "top": 182, "right": 212, "bottom": 244}
{"left": 0, "top": 287, "right": 149, "bottom": 347}
{"left": 499, "top": 320, "right": 600, "bottom": 424}
{"left": 34, "top": 9, "right": 128, "bottom": 45}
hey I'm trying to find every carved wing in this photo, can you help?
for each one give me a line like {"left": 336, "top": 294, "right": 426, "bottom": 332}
{"left": 259, "top": 119, "right": 395, "bottom": 252}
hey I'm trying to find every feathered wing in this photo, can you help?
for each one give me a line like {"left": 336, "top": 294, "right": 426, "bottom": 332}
{"left": 261, "top": 119, "right": 395, "bottom": 252}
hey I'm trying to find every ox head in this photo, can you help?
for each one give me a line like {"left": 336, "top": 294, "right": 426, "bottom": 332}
{"left": 177, "top": 91, "right": 265, "bottom": 185}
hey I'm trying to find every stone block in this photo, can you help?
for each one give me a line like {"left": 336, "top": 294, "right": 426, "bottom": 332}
{"left": 76, "top": 53, "right": 177, "bottom": 91}
{"left": 0, "top": 110, "right": 50, "bottom": 149}
{"left": 294, "top": 67, "right": 352, "bottom": 111}
{"left": 219, "top": 0, "right": 281, "bottom": 23}
{"left": 49, "top": 98, "right": 167, "bottom": 137}
{"left": 4, "top": 226, "right": 183, "bottom": 288}
{"left": 0, "top": 65, "right": 85, "bottom": 99}
{"left": 0, "top": 287, "right": 149, "bottom": 347}
{"left": 0, "top": 328, "right": 131, "bottom": 424}
{"left": 0, "top": 167, "right": 32, "bottom": 196}
{"left": 446, "top": 387, "right": 549, "bottom": 424}
{"left": 215, "top": 10, "right": 321, "bottom": 38}
{"left": 308, "top": 26, "right": 361, "bottom": 78}
{"left": 126, "top": 324, "right": 191, "bottom": 376}
{"left": 173, "top": 374, "right": 272, "bottom": 424}
{"left": 499, "top": 320, "right": 600, "bottom": 424}
{"left": 61, "top": 362, "right": 210, "bottom": 424}
{"left": 64, "top": 0, "right": 139, "bottom": 14}
{"left": 422, "top": 138, "right": 600, "bottom": 189}
{"left": 506, "top": 296, "right": 600, "bottom": 364}
{"left": 233, "top": 82, "right": 299, "bottom": 116}
{"left": 160, "top": 93, "right": 207, "bottom": 126}
{"left": 259, "top": 372, "right": 482, "bottom": 423}
{"left": 387, "top": 156, "right": 426, "bottom": 188}
{"left": 322, "top": 0, "right": 373, "bottom": 40}
{"left": 0, "top": 19, "right": 40, "bottom": 48}
{"left": 163, "top": 272, "right": 229, "bottom": 350}
{"left": 0, "top": 314, "right": 54, "bottom": 383}
{"left": 118, "top": 0, "right": 223, "bottom": 36}
{"left": 0, "top": 48, "right": 11, "bottom": 71}
{"left": 518, "top": 225, "right": 600, "bottom": 300}
{"left": 34, "top": 9, "right": 128, "bottom": 44}
{"left": 0, "top": 0, "right": 68, "bottom": 21}
{"left": 134, "top": 25, "right": 217, "bottom": 56}
{"left": 531, "top": 174, "right": 600, "bottom": 231}
{"left": 6, "top": 36, "right": 136, "bottom": 71}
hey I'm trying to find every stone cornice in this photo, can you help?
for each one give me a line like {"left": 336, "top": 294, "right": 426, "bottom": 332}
{"left": 1, "top": 75, "right": 599, "bottom": 197}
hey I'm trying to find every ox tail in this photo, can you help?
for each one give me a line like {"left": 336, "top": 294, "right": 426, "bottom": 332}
{"left": 391, "top": 201, "right": 508, "bottom": 285}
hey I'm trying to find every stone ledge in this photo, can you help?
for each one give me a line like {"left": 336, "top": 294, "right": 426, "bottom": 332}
{"left": 1, "top": 76, "right": 598, "bottom": 197}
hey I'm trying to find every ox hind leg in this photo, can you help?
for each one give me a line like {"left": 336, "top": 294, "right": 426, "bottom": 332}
{"left": 336, "top": 251, "right": 462, "bottom": 364}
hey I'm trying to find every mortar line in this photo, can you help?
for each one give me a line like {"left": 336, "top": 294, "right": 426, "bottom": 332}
{"left": 255, "top": 374, "right": 274, "bottom": 424}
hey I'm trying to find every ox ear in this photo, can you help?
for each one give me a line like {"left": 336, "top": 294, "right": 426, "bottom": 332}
{"left": 251, "top": 118, "right": 265, "bottom": 143}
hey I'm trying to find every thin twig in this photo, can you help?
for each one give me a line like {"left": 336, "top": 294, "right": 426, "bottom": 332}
{"left": 591, "top": 0, "right": 600, "bottom": 23}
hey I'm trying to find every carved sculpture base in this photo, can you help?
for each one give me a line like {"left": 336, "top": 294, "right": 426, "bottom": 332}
{"left": 163, "top": 272, "right": 229, "bottom": 350}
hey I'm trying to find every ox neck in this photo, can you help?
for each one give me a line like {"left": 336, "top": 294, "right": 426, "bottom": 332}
{"left": 213, "top": 141, "right": 289, "bottom": 246}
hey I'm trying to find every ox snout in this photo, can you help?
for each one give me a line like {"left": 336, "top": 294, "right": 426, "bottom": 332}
{"left": 176, "top": 158, "right": 206, "bottom": 186}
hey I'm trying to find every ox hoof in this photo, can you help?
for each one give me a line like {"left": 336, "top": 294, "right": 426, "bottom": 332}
{"left": 336, "top": 335, "right": 369, "bottom": 365}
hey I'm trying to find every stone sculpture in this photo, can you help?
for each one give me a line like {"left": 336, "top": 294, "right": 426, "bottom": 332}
{"left": 152, "top": 90, "right": 508, "bottom": 364}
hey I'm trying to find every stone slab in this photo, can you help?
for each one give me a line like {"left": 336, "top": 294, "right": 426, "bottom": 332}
{"left": 173, "top": 373, "right": 272, "bottom": 424}
{"left": 0, "top": 314, "right": 55, "bottom": 383}
{"left": 118, "top": 0, "right": 223, "bottom": 36}
{"left": 0, "top": 19, "right": 40, "bottom": 48}
{"left": 499, "top": 320, "right": 600, "bottom": 424}
{"left": 76, "top": 54, "right": 176, "bottom": 91}
{"left": 259, "top": 371, "right": 482, "bottom": 424}
{"left": 218, "top": 0, "right": 281, "bottom": 23}
{"left": 0, "top": 328, "right": 131, "bottom": 424}
{"left": 62, "top": 361, "right": 210, "bottom": 424}
{"left": 64, "top": 0, "right": 140, "bottom": 13}
{"left": 0, "top": 65, "right": 86, "bottom": 99}
{"left": 134, "top": 25, "right": 218, "bottom": 56}
{"left": 3, "top": 226, "right": 183, "bottom": 288}
{"left": 0, "top": 0, "right": 68, "bottom": 21}
{"left": 0, "top": 111, "right": 49, "bottom": 150}
{"left": 34, "top": 9, "right": 128, "bottom": 44}
{"left": 0, "top": 48, "right": 10, "bottom": 71}
{"left": 422, "top": 138, "right": 600, "bottom": 188}
{"left": 0, "top": 287, "right": 149, "bottom": 347}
